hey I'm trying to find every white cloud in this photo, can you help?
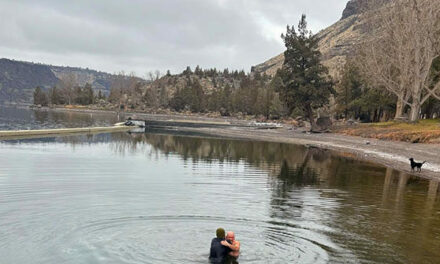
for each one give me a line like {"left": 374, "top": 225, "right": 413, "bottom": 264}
{"left": 0, "top": 0, "right": 348, "bottom": 75}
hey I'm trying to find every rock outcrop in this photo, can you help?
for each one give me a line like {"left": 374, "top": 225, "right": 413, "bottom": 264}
{"left": 251, "top": 0, "right": 391, "bottom": 79}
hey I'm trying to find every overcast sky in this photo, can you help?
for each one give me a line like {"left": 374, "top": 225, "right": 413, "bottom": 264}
{"left": 0, "top": 0, "right": 348, "bottom": 76}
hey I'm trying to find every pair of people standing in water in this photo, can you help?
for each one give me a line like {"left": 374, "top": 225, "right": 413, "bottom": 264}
{"left": 209, "top": 228, "right": 240, "bottom": 263}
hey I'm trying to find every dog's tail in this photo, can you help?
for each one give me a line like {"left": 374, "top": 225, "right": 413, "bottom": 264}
{"left": 422, "top": 161, "right": 427, "bottom": 165}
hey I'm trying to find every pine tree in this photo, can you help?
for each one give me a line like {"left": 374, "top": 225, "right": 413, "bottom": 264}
{"left": 277, "top": 15, "right": 334, "bottom": 131}
{"left": 336, "top": 62, "right": 363, "bottom": 118}
{"left": 170, "top": 87, "right": 185, "bottom": 111}
{"left": 73, "top": 86, "right": 83, "bottom": 104}
{"left": 97, "top": 90, "right": 105, "bottom": 100}
{"left": 49, "top": 86, "right": 63, "bottom": 105}
{"left": 220, "top": 84, "right": 232, "bottom": 115}
{"left": 83, "top": 83, "right": 94, "bottom": 105}
{"left": 195, "top": 65, "right": 203, "bottom": 76}
{"left": 33, "top": 86, "right": 48, "bottom": 106}
{"left": 183, "top": 66, "right": 192, "bottom": 76}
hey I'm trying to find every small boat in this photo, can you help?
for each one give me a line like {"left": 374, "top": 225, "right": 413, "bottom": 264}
{"left": 115, "top": 118, "right": 146, "bottom": 127}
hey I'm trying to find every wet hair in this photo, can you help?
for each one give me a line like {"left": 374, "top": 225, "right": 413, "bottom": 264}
{"left": 216, "top": 228, "right": 225, "bottom": 239}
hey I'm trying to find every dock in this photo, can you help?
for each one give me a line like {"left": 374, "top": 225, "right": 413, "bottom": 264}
{"left": 0, "top": 126, "right": 132, "bottom": 140}
{"left": 0, "top": 118, "right": 282, "bottom": 141}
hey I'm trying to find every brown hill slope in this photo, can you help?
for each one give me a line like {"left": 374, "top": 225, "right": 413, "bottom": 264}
{"left": 0, "top": 58, "right": 119, "bottom": 104}
{"left": 251, "top": 0, "right": 391, "bottom": 79}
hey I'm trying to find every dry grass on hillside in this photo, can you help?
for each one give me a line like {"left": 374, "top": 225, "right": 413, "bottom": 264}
{"left": 335, "top": 119, "right": 440, "bottom": 143}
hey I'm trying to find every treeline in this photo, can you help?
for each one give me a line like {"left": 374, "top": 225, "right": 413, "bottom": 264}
{"left": 136, "top": 65, "right": 288, "bottom": 118}
{"left": 167, "top": 72, "right": 284, "bottom": 118}
{"left": 334, "top": 62, "right": 397, "bottom": 122}
{"left": 33, "top": 82, "right": 104, "bottom": 106}
{"left": 34, "top": 0, "right": 440, "bottom": 124}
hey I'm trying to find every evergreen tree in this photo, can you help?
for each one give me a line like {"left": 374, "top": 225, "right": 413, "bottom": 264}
{"left": 73, "top": 86, "right": 83, "bottom": 104}
{"left": 277, "top": 15, "right": 334, "bottom": 131}
{"left": 223, "top": 68, "right": 230, "bottom": 77}
{"left": 194, "top": 65, "right": 203, "bottom": 76}
{"left": 97, "top": 90, "right": 105, "bottom": 100}
{"left": 183, "top": 66, "right": 192, "bottom": 76}
{"left": 187, "top": 79, "right": 205, "bottom": 112}
{"left": 83, "top": 83, "right": 94, "bottom": 105}
{"left": 48, "top": 86, "right": 63, "bottom": 105}
{"left": 269, "top": 92, "right": 284, "bottom": 119}
{"left": 33, "top": 86, "right": 48, "bottom": 106}
{"left": 170, "top": 87, "right": 185, "bottom": 111}
{"left": 220, "top": 84, "right": 232, "bottom": 115}
{"left": 336, "top": 62, "right": 363, "bottom": 118}
{"left": 207, "top": 89, "right": 221, "bottom": 112}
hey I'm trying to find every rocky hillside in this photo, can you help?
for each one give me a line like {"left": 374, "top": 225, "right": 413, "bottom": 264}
{"left": 0, "top": 58, "right": 117, "bottom": 104}
{"left": 251, "top": 0, "right": 391, "bottom": 79}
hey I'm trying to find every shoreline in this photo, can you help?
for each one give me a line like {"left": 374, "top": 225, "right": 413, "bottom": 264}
{"left": 9, "top": 105, "right": 440, "bottom": 180}
{"left": 158, "top": 125, "right": 440, "bottom": 181}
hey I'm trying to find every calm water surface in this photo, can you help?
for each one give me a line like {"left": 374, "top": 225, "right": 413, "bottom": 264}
{"left": 0, "top": 105, "right": 126, "bottom": 130}
{"left": 0, "top": 106, "right": 439, "bottom": 263}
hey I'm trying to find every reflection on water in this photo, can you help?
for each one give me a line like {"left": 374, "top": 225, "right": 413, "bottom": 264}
{"left": 0, "top": 105, "right": 126, "bottom": 130}
{"left": 0, "top": 130, "right": 440, "bottom": 263}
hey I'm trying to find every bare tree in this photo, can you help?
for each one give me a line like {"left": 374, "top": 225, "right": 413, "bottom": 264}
{"left": 57, "top": 73, "right": 77, "bottom": 105}
{"left": 142, "top": 70, "right": 163, "bottom": 108}
{"left": 109, "top": 71, "right": 145, "bottom": 108}
{"left": 108, "top": 71, "right": 127, "bottom": 103}
{"left": 145, "top": 70, "right": 162, "bottom": 82}
{"left": 358, "top": 0, "right": 440, "bottom": 121}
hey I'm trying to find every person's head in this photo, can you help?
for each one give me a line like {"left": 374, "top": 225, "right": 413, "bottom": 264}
{"left": 216, "top": 228, "right": 225, "bottom": 239}
{"left": 226, "top": 231, "right": 235, "bottom": 242}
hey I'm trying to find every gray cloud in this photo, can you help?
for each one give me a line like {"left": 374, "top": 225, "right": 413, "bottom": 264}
{"left": 0, "top": 0, "right": 348, "bottom": 76}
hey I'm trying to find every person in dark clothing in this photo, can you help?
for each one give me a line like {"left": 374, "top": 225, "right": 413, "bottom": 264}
{"left": 209, "top": 228, "right": 231, "bottom": 263}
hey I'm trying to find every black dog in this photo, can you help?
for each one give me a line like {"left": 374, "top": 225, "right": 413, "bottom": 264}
{"left": 409, "top": 158, "right": 426, "bottom": 172}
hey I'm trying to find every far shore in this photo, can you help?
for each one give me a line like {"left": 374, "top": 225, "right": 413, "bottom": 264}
{"left": 7, "top": 105, "right": 440, "bottom": 180}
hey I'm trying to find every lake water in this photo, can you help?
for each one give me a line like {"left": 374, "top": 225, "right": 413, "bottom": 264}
{"left": 0, "top": 106, "right": 439, "bottom": 263}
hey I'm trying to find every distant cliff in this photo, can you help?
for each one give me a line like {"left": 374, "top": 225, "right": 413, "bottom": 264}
{"left": 251, "top": 0, "right": 391, "bottom": 79}
{"left": 0, "top": 58, "right": 117, "bottom": 104}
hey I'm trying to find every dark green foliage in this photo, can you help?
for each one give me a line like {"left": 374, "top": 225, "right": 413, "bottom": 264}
{"left": 422, "top": 57, "right": 440, "bottom": 118}
{"left": 165, "top": 66, "right": 285, "bottom": 118}
{"left": 48, "top": 86, "right": 63, "bottom": 105}
{"left": 277, "top": 15, "right": 334, "bottom": 128}
{"left": 220, "top": 84, "right": 233, "bottom": 115}
{"left": 170, "top": 78, "right": 205, "bottom": 112}
{"left": 233, "top": 77, "right": 259, "bottom": 114}
{"left": 33, "top": 86, "right": 48, "bottom": 106}
{"left": 73, "top": 83, "right": 95, "bottom": 105}
{"left": 194, "top": 65, "right": 203, "bottom": 77}
{"left": 97, "top": 90, "right": 105, "bottom": 100}
{"left": 182, "top": 66, "right": 192, "bottom": 76}
{"left": 336, "top": 61, "right": 396, "bottom": 122}
{"left": 169, "top": 87, "right": 184, "bottom": 111}
{"left": 336, "top": 62, "right": 364, "bottom": 118}
{"left": 349, "top": 87, "right": 396, "bottom": 122}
